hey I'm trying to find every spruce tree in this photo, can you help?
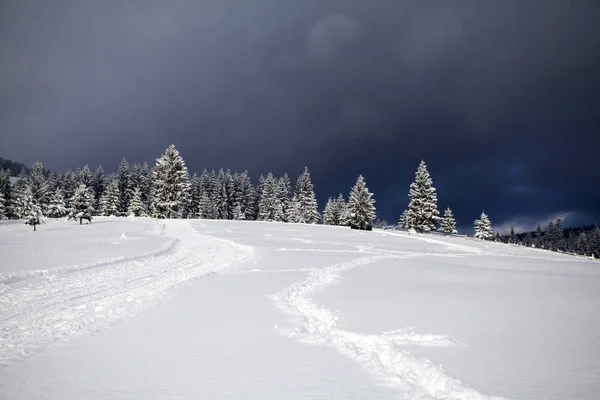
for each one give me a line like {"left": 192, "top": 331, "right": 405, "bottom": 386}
{"left": 398, "top": 209, "right": 408, "bottom": 229}
{"left": 0, "top": 169, "right": 13, "bottom": 218}
{"left": 323, "top": 197, "right": 336, "bottom": 225}
{"left": 438, "top": 207, "right": 456, "bottom": 233}
{"left": 61, "top": 170, "right": 77, "bottom": 209}
{"left": 47, "top": 187, "right": 67, "bottom": 218}
{"left": 29, "top": 161, "right": 50, "bottom": 212}
{"left": 12, "top": 168, "right": 30, "bottom": 219}
{"left": 91, "top": 165, "right": 106, "bottom": 211}
{"left": 289, "top": 167, "right": 320, "bottom": 224}
{"left": 0, "top": 192, "right": 7, "bottom": 220}
{"left": 68, "top": 184, "right": 94, "bottom": 224}
{"left": 239, "top": 171, "right": 256, "bottom": 220}
{"left": 509, "top": 227, "right": 516, "bottom": 244}
{"left": 347, "top": 175, "right": 376, "bottom": 229}
{"left": 214, "top": 169, "right": 229, "bottom": 220}
{"left": 335, "top": 193, "right": 349, "bottom": 226}
{"left": 258, "top": 173, "right": 278, "bottom": 221}
{"left": 404, "top": 160, "right": 440, "bottom": 231}
{"left": 100, "top": 180, "right": 119, "bottom": 216}
{"left": 152, "top": 145, "right": 191, "bottom": 219}
{"left": 474, "top": 211, "right": 494, "bottom": 240}
{"left": 127, "top": 187, "right": 147, "bottom": 217}
{"left": 188, "top": 173, "right": 201, "bottom": 219}
{"left": 117, "top": 159, "right": 132, "bottom": 215}
{"left": 23, "top": 187, "right": 44, "bottom": 231}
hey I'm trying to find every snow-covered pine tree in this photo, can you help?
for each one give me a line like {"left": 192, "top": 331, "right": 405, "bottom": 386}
{"left": 61, "top": 170, "right": 77, "bottom": 210}
{"left": 509, "top": 227, "right": 516, "bottom": 244}
{"left": 398, "top": 209, "right": 408, "bottom": 229}
{"left": 100, "top": 179, "right": 119, "bottom": 216}
{"left": 0, "top": 169, "right": 14, "bottom": 219}
{"left": 214, "top": 169, "right": 229, "bottom": 220}
{"left": 127, "top": 187, "right": 147, "bottom": 217}
{"left": 91, "top": 165, "right": 106, "bottom": 211}
{"left": 188, "top": 173, "right": 201, "bottom": 219}
{"left": 152, "top": 145, "right": 191, "bottom": 219}
{"left": 12, "top": 168, "right": 30, "bottom": 219}
{"left": 0, "top": 192, "right": 7, "bottom": 220}
{"left": 139, "top": 162, "right": 153, "bottom": 210}
{"left": 68, "top": 184, "right": 94, "bottom": 224}
{"left": 404, "top": 160, "right": 440, "bottom": 232}
{"left": 273, "top": 177, "right": 287, "bottom": 222}
{"left": 289, "top": 167, "right": 320, "bottom": 224}
{"left": 258, "top": 173, "right": 279, "bottom": 221}
{"left": 335, "top": 193, "right": 349, "bottom": 226}
{"left": 323, "top": 197, "right": 336, "bottom": 225}
{"left": 78, "top": 165, "right": 93, "bottom": 188}
{"left": 438, "top": 207, "right": 457, "bottom": 233}
{"left": 239, "top": 171, "right": 256, "bottom": 220}
{"left": 29, "top": 161, "right": 50, "bottom": 212}
{"left": 347, "top": 175, "right": 376, "bottom": 230}
{"left": 225, "top": 169, "right": 235, "bottom": 219}
{"left": 117, "top": 159, "right": 132, "bottom": 215}
{"left": 22, "top": 187, "right": 44, "bottom": 231}
{"left": 47, "top": 187, "right": 67, "bottom": 218}
{"left": 278, "top": 174, "right": 292, "bottom": 221}
{"left": 474, "top": 211, "right": 494, "bottom": 240}
{"left": 233, "top": 204, "right": 245, "bottom": 220}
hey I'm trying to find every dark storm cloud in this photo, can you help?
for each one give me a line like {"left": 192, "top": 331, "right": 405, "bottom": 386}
{"left": 1, "top": 1, "right": 599, "bottom": 231}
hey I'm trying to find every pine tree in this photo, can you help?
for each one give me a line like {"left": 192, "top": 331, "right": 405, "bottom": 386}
{"left": 61, "top": 170, "right": 77, "bottom": 209}
{"left": 68, "top": 184, "right": 94, "bottom": 224}
{"left": 0, "top": 169, "right": 13, "bottom": 219}
{"left": 23, "top": 187, "right": 44, "bottom": 231}
{"left": 509, "top": 227, "right": 516, "bottom": 244}
{"left": 47, "top": 187, "right": 67, "bottom": 218}
{"left": 258, "top": 173, "right": 279, "bottom": 221}
{"left": 127, "top": 187, "right": 147, "bottom": 217}
{"left": 398, "top": 209, "right": 408, "bottom": 229}
{"left": 474, "top": 211, "right": 494, "bottom": 240}
{"left": 323, "top": 197, "right": 336, "bottom": 225}
{"left": 117, "top": 159, "right": 132, "bottom": 215}
{"left": 438, "top": 207, "right": 457, "bottom": 233}
{"left": 99, "top": 180, "right": 119, "bottom": 216}
{"left": 534, "top": 224, "right": 543, "bottom": 248}
{"left": 29, "top": 161, "right": 50, "bottom": 212}
{"left": 12, "top": 168, "right": 30, "bottom": 219}
{"left": 289, "top": 167, "right": 320, "bottom": 224}
{"left": 78, "top": 165, "right": 93, "bottom": 187}
{"left": 404, "top": 160, "right": 440, "bottom": 231}
{"left": 214, "top": 169, "right": 229, "bottom": 220}
{"left": 152, "top": 145, "right": 191, "bottom": 219}
{"left": 0, "top": 192, "right": 7, "bottom": 220}
{"left": 233, "top": 204, "right": 245, "bottom": 220}
{"left": 91, "top": 165, "right": 106, "bottom": 211}
{"left": 188, "top": 173, "right": 201, "bottom": 219}
{"left": 335, "top": 193, "right": 349, "bottom": 226}
{"left": 347, "top": 175, "right": 376, "bottom": 229}
{"left": 240, "top": 171, "right": 256, "bottom": 220}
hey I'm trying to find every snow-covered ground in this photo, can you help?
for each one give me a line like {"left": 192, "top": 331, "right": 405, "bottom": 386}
{"left": 1, "top": 218, "right": 598, "bottom": 399}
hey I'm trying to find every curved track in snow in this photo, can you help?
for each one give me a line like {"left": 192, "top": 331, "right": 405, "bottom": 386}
{"left": 0, "top": 220, "right": 254, "bottom": 365}
{"left": 271, "top": 239, "right": 509, "bottom": 400}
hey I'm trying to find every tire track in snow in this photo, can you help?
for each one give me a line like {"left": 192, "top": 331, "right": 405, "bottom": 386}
{"left": 270, "top": 254, "right": 509, "bottom": 400}
{"left": 0, "top": 221, "right": 254, "bottom": 365}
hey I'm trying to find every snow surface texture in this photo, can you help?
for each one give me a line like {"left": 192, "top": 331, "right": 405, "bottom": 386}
{"left": 0, "top": 218, "right": 254, "bottom": 364}
{"left": 1, "top": 219, "right": 599, "bottom": 399}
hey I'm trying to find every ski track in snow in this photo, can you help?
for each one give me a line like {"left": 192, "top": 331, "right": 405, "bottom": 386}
{"left": 270, "top": 242, "right": 509, "bottom": 400}
{"left": 0, "top": 220, "right": 254, "bottom": 365}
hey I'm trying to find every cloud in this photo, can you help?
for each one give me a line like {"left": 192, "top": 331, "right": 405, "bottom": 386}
{"left": 306, "top": 14, "right": 359, "bottom": 60}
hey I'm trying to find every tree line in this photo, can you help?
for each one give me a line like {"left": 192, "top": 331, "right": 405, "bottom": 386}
{"left": 1, "top": 145, "right": 598, "bottom": 259}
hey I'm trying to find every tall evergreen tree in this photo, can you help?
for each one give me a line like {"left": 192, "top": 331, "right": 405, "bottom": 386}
{"left": 12, "top": 168, "right": 30, "bottom": 219}
{"left": 438, "top": 207, "right": 457, "bottom": 233}
{"left": 258, "top": 173, "right": 279, "bottom": 221}
{"left": 335, "top": 193, "right": 349, "bottom": 226}
{"left": 289, "top": 167, "right": 320, "bottom": 224}
{"left": 474, "top": 211, "right": 494, "bottom": 240}
{"left": 77, "top": 165, "right": 93, "bottom": 187}
{"left": 61, "top": 170, "right": 77, "bottom": 209}
{"left": 0, "top": 192, "right": 7, "bottom": 220}
{"left": 398, "top": 209, "right": 408, "bottom": 229}
{"left": 189, "top": 173, "right": 201, "bottom": 219}
{"left": 29, "top": 161, "right": 50, "bottom": 212}
{"left": 91, "top": 165, "right": 106, "bottom": 210}
{"left": 127, "top": 187, "right": 147, "bottom": 217}
{"left": 47, "top": 187, "right": 67, "bottom": 218}
{"left": 214, "top": 168, "right": 229, "bottom": 220}
{"left": 404, "top": 160, "right": 440, "bottom": 231}
{"left": 99, "top": 180, "right": 119, "bottom": 216}
{"left": 152, "top": 145, "right": 191, "bottom": 219}
{"left": 23, "top": 187, "right": 44, "bottom": 231}
{"left": 239, "top": 171, "right": 256, "bottom": 220}
{"left": 509, "top": 227, "right": 516, "bottom": 243}
{"left": 347, "top": 175, "right": 376, "bottom": 229}
{"left": 0, "top": 169, "right": 14, "bottom": 218}
{"left": 68, "top": 184, "right": 94, "bottom": 224}
{"left": 323, "top": 197, "right": 336, "bottom": 225}
{"left": 117, "top": 159, "right": 132, "bottom": 215}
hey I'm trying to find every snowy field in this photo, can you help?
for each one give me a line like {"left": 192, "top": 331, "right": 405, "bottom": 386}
{"left": 1, "top": 218, "right": 599, "bottom": 399}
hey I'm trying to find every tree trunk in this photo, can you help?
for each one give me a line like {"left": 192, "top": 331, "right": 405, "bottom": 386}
{"left": 80, "top": 217, "right": 82, "bottom": 225}
{"left": 33, "top": 223, "right": 36, "bottom": 232}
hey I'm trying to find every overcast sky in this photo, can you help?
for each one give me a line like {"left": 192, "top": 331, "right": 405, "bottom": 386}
{"left": 1, "top": 1, "right": 599, "bottom": 232}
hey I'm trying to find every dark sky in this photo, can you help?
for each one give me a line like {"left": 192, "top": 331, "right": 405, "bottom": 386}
{"left": 1, "top": 1, "right": 599, "bottom": 233}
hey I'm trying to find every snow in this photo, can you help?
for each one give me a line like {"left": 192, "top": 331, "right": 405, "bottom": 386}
{"left": 1, "top": 219, "right": 599, "bottom": 399}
